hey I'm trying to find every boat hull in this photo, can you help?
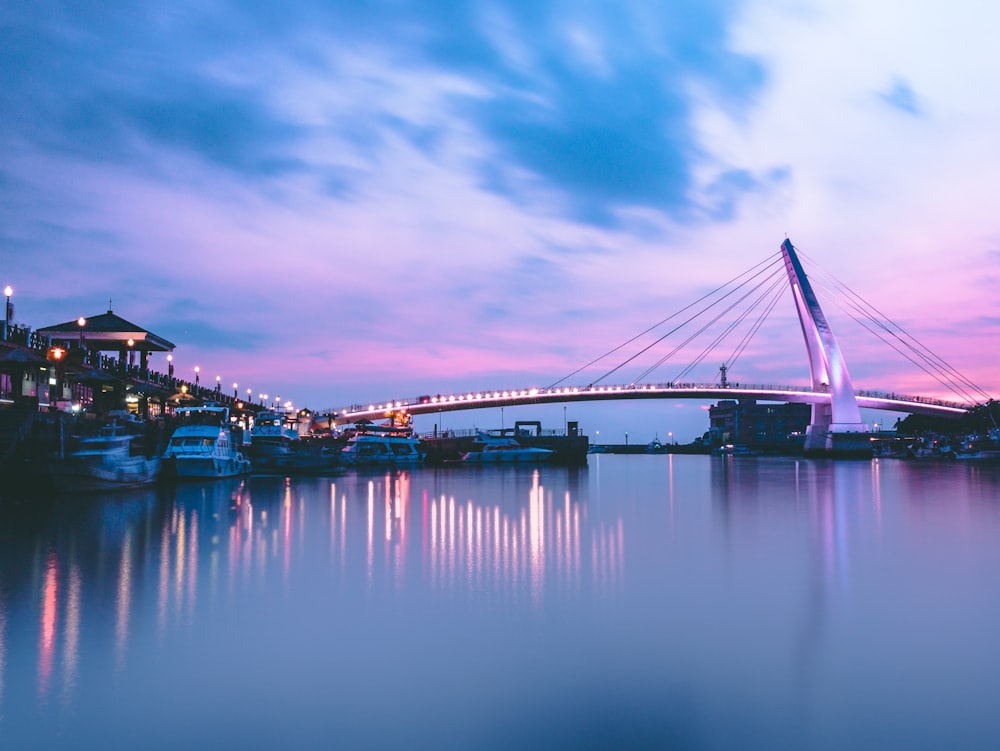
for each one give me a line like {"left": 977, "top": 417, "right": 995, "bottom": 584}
{"left": 49, "top": 456, "right": 160, "bottom": 493}
{"left": 252, "top": 452, "right": 344, "bottom": 475}
{"left": 461, "top": 449, "right": 553, "bottom": 464}
{"left": 163, "top": 455, "right": 251, "bottom": 480}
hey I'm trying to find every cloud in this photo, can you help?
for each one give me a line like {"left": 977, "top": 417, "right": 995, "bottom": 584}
{"left": 2, "top": 0, "right": 773, "bottom": 228}
{"left": 878, "top": 78, "right": 923, "bottom": 117}
{"left": 3, "top": 0, "right": 998, "bottom": 428}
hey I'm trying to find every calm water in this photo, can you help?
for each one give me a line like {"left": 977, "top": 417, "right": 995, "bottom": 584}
{"left": 2, "top": 455, "right": 1000, "bottom": 750}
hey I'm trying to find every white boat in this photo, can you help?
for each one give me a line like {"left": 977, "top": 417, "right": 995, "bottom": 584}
{"left": 250, "top": 409, "right": 343, "bottom": 475}
{"left": 461, "top": 433, "right": 554, "bottom": 464}
{"left": 162, "top": 405, "right": 251, "bottom": 479}
{"left": 341, "top": 425, "right": 423, "bottom": 467}
{"left": 49, "top": 421, "right": 160, "bottom": 493}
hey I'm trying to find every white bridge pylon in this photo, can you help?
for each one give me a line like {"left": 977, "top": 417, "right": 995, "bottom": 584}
{"left": 781, "top": 238, "right": 870, "bottom": 455}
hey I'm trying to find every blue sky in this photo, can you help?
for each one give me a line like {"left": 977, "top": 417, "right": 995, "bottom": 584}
{"left": 2, "top": 0, "right": 997, "bottom": 441}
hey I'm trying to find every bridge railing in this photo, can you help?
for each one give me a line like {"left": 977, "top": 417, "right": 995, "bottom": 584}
{"left": 331, "top": 381, "right": 972, "bottom": 417}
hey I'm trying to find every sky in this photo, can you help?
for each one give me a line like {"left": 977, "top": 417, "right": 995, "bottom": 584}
{"left": 2, "top": 0, "right": 998, "bottom": 443}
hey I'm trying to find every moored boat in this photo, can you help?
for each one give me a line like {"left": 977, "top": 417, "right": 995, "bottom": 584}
{"left": 341, "top": 423, "right": 423, "bottom": 467}
{"left": 162, "top": 405, "right": 251, "bottom": 479}
{"left": 712, "top": 443, "right": 762, "bottom": 456}
{"left": 461, "top": 432, "right": 554, "bottom": 464}
{"left": 250, "top": 409, "right": 343, "bottom": 475}
{"left": 954, "top": 430, "right": 1000, "bottom": 463}
{"left": 645, "top": 437, "right": 668, "bottom": 454}
{"left": 48, "top": 421, "right": 160, "bottom": 493}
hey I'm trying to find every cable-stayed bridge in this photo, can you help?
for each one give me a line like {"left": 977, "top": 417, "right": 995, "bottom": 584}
{"left": 332, "top": 239, "right": 991, "bottom": 457}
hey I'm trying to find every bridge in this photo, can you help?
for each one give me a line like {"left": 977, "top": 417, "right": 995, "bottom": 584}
{"left": 331, "top": 239, "right": 990, "bottom": 457}
{"left": 332, "top": 382, "right": 967, "bottom": 422}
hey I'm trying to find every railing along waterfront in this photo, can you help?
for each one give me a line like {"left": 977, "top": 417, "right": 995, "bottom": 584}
{"left": 1, "top": 324, "right": 259, "bottom": 412}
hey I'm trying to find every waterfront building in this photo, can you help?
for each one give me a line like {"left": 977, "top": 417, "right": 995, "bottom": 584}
{"left": 708, "top": 398, "right": 810, "bottom": 450}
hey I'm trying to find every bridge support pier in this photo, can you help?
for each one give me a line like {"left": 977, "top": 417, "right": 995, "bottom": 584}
{"left": 803, "top": 407, "right": 873, "bottom": 458}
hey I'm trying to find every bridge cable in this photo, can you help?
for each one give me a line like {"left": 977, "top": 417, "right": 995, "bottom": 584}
{"left": 797, "top": 248, "right": 992, "bottom": 404}
{"left": 796, "top": 246, "right": 986, "bottom": 394}
{"left": 820, "top": 279, "right": 991, "bottom": 403}
{"left": 667, "top": 271, "right": 788, "bottom": 385}
{"left": 625, "top": 264, "right": 785, "bottom": 384}
{"left": 671, "top": 274, "right": 785, "bottom": 385}
{"left": 545, "top": 250, "right": 784, "bottom": 390}
{"left": 810, "top": 277, "right": 986, "bottom": 405}
{"left": 577, "top": 254, "right": 786, "bottom": 387}
{"left": 722, "top": 281, "right": 789, "bottom": 376}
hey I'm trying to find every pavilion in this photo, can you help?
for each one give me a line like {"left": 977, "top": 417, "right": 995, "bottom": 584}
{"left": 36, "top": 308, "right": 176, "bottom": 372}
{"left": 35, "top": 308, "right": 176, "bottom": 416}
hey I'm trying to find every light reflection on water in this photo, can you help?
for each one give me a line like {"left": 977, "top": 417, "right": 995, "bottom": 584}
{"left": 1, "top": 457, "right": 1000, "bottom": 749}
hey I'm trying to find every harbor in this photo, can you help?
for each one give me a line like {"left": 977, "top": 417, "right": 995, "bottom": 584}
{"left": 0, "top": 304, "right": 594, "bottom": 497}
{"left": 3, "top": 297, "right": 998, "bottom": 501}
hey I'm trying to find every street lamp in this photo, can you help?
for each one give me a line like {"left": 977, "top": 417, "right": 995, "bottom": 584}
{"left": 127, "top": 338, "right": 135, "bottom": 368}
{"left": 625, "top": 431, "right": 629, "bottom": 446}
{"left": 3, "top": 285, "right": 11, "bottom": 337}
{"left": 77, "top": 317, "right": 86, "bottom": 353}
{"left": 233, "top": 382, "right": 238, "bottom": 399}
{"left": 194, "top": 365, "right": 200, "bottom": 386}
{"left": 216, "top": 375, "right": 221, "bottom": 393}
{"left": 668, "top": 431, "right": 673, "bottom": 445}
{"left": 167, "top": 354, "right": 174, "bottom": 378}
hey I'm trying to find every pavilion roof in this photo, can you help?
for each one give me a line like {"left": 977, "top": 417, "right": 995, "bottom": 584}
{"left": 35, "top": 309, "right": 175, "bottom": 352}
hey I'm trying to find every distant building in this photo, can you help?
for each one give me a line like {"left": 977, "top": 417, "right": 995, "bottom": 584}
{"left": 708, "top": 399, "right": 810, "bottom": 448}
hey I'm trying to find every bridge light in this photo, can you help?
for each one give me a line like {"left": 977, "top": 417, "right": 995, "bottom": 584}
{"left": 529, "top": 388, "right": 538, "bottom": 396}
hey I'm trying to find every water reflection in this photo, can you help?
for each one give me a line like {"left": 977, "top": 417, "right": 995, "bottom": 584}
{"left": 3, "top": 458, "right": 1000, "bottom": 750}
{"left": 0, "top": 467, "right": 624, "bottom": 711}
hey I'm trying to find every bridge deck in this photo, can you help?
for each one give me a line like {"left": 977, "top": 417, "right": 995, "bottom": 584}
{"left": 331, "top": 383, "right": 969, "bottom": 425}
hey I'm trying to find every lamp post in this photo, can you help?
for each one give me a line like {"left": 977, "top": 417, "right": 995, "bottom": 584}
{"left": 668, "top": 431, "right": 673, "bottom": 445}
{"left": 233, "top": 382, "right": 238, "bottom": 399}
{"left": 3, "top": 285, "right": 11, "bottom": 339}
{"left": 625, "top": 431, "right": 629, "bottom": 446}
{"left": 167, "top": 354, "right": 174, "bottom": 379}
{"left": 77, "top": 317, "right": 86, "bottom": 359}
{"left": 216, "top": 375, "right": 221, "bottom": 394}
{"left": 194, "top": 365, "right": 200, "bottom": 387}
{"left": 127, "top": 338, "right": 135, "bottom": 369}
